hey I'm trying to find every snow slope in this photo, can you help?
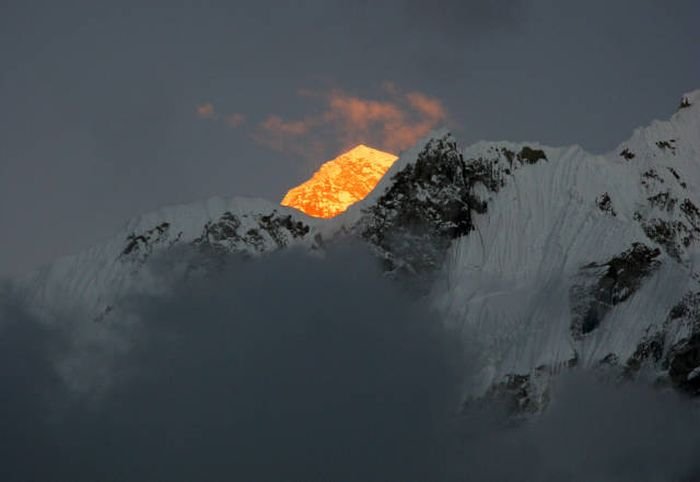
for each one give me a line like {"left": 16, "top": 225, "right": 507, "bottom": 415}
{"left": 14, "top": 196, "right": 320, "bottom": 322}
{"left": 9, "top": 90, "right": 700, "bottom": 409}
{"left": 430, "top": 90, "right": 700, "bottom": 407}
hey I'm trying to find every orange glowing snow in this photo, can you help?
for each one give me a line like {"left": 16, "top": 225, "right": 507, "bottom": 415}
{"left": 281, "top": 145, "right": 398, "bottom": 218}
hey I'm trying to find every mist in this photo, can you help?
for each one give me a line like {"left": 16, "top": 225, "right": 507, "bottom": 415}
{"left": 1, "top": 244, "right": 699, "bottom": 481}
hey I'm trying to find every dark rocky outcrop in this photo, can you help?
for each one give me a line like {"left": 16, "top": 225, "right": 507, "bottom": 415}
{"left": 640, "top": 218, "right": 693, "bottom": 261}
{"left": 664, "top": 292, "right": 700, "bottom": 395}
{"left": 635, "top": 167, "right": 700, "bottom": 261}
{"left": 655, "top": 139, "right": 677, "bottom": 155}
{"left": 624, "top": 331, "right": 665, "bottom": 377}
{"left": 667, "top": 167, "right": 687, "bottom": 189}
{"left": 571, "top": 243, "right": 661, "bottom": 338}
{"left": 516, "top": 146, "right": 547, "bottom": 164}
{"left": 360, "top": 136, "right": 552, "bottom": 276}
{"left": 647, "top": 191, "right": 676, "bottom": 212}
{"left": 120, "top": 222, "right": 182, "bottom": 265}
{"left": 120, "top": 210, "right": 310, "bottom": 268}
{"left": 195, "top": 210, "right": 309, "bottom": 254}
{"left": 668, "top": 335, "right": 700, "bottom": 395}
{"left": 482, "top": 373, "right": 541, "bottom": 415}
{"left": 596, "top": 192, "right": 616, "bottom": 216}
{"left": 361, "top": 135, "right": 476, "bottom": 274}
{"left": 619, "top": 147, "right": 636, "bottom": 160}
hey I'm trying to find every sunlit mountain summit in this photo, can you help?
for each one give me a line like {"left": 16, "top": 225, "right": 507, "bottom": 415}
{"left": 281, "top": 144, "right": 398, "bottom": 218}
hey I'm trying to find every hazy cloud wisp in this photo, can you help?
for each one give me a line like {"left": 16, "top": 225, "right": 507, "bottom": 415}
{"left": 198, "top": 84, "right": 449, "bottom": 162}
{"left": 256, "top": 85, "right": 449, "bottom": 157}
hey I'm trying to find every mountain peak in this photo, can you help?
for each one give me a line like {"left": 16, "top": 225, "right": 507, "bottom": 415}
{"left": 280, "top": 144, "right": 398, "bottom": 218}
{"left": 14, "top": 88, "right": 700, "bottom": 415}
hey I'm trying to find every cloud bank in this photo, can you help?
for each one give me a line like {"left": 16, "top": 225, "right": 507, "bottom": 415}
{"left": 1, "top": 244, "right": 699, "bottom": 481}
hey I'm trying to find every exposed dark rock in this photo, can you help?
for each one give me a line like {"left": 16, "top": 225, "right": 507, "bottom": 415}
{"left": 667, "top": 167, "right": 687, "bottom": 188}
{"left": 361, "top": 135, "right": 476, "bottom": 274}
{"left": 624, "top": 331, "right": 665, "bottom": 376}
{"left": 120, "top": 222, "right": 182, "bottom": 266}
{"left": 243, "top": 228, "right": 265, "bottom": 252}
{"left": 258, "top": 212, "right": 310, "bottom": 245}
{"left": 655, "top": 139, "right": 677, "bottom": 154}
{"left": 600, "top": 353, "right": 620, "bottom": 367}
{"left": 479, "top": 373, "right": 543, "bottom": 416}
{"left": 647, "top": 191, "right": 677, "bottom": 212}
{"left": 641, "top": 169, "right": 664, "bottom": 188}
{"left": 517, "top": 146, "right": 547, "bottom": 164}
{"left": 597, "top": 354, "right": 625, "bottom": 382}
{"left": 636, "top": 167, "right": 700, "bottom": 259}
{"left": 464, "top": 155, "right": 507, "bottom": 194}
{"left": 500, "top": 147, "right": 515, "bottom": 164}
{"left": 571, "top": 243, "right": 661, "bottom": 337}
{"left": 668, "top": 335, "right": 700, "bottom": 395}
{"left": 619, "top": 147, "right": 636, "bottom": 160}
{"left": 669, "top": 291, "right": 700, "bottom": 322}
{"left": 679, "top": 96, "right": 692, "bottom": 110}
{"left": 361, "top": 138, "right": 552, "bottom": 276}
{"left": 641, "top": 293, "right": 700, "bottom": 394}
{"left": 596, "top": 192, "right": 616, "bottom": 216}
{"left": 200, "top": 212, "right": 241, "bottom": 243}
{"left": 680, "top": 199, "right": 700, "bottom": 229}
{"left": 641, "top": 218, "right": 692, "bottom": 260}
{"left": 195, "top": 210, "right": 309, "bottom": 254}
{"left": 122, "top": 222, "right": 171, "bottom": 256}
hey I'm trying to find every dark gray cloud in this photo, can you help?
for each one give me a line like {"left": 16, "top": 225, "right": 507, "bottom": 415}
{"left": 0, "top": 0, "right": 699, "bottom": 275}
{"left": 1, "top": 245, "right": 700, "bottom": 481}
{"left": 457, "top": 374, "right": 700, "bottom": 481}
{"left": 0, "top": 245, "right": 467, "bottom": 481}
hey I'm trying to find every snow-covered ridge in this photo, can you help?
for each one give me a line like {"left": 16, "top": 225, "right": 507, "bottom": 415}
{"left": 14, "top": 196, "right": 320, "bottom": 321}
{"left": 9, "top": 89, "right": 700, "bottom": 410}
{"left": 431, "top": 90, "right": 700, "bottom": 409}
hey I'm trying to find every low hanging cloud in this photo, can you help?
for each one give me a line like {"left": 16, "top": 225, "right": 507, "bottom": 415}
{"left": 255, "top": 85, "right": 448, "bottom": 159}
{"left": 0, "top": 244, "right": 468, "bottom": 481}
{"left": 1, "top": 244, "right": 700, "bottom": 481}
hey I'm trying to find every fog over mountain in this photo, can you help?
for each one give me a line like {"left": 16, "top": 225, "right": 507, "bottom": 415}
{"left": 2, "top": 244, "right": 700, "bottom": 481}
{"left": 3, "top": 90, "right": 700, "bottom": 481}
{"left": 3, "top": 2, "right": 700, "bottom": 480}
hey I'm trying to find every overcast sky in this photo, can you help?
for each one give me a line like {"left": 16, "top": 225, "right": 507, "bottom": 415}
{"left": 1, "top": 0, "right": 699, "bottom": 275}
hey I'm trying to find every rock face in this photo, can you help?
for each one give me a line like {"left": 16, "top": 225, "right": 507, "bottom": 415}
{"left": 357, "top": 136, "right": 550, "bottom": 276}
{"left": 360, "top": 136, "right": 475, "bottom": 274}
{"left": 570, "top": 243, "right": 661, "bottom": 338}
{"left": 11, "top": 89, "right": 700, "bottom": 414}
{"left": 194, "top": 211, "right": 309, "bottom": 254}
